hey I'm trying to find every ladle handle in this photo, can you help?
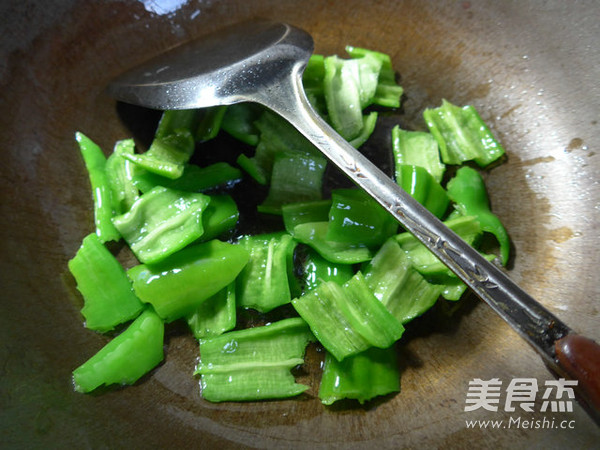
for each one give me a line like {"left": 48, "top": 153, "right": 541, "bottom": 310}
{"left": 555, "top": 334, "right": 600, "bottom": 418}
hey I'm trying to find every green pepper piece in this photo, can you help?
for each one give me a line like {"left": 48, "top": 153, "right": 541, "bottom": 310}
{"left": 319, "top": 346, "right": 400, "bottom": 405}
{"left": 323, "top": 52, "right": 383, "bottom": 140}
{"left": 436, "top": 274, "right": 469, "bottom": 301}
{"left": 72, "top": 307, "right": 164, "bottom": 393}
{"left": 303, "top": 54, "right": 326, "bottom": 96}
{"left": 68, "top": 233, "right": 144, "bottom": 332}
{"left": 127, "top": 240, "right": 249, "bottom": 322}
{"left": 302, "top": 54, "right": 327, "bottom": 114}
{"left": 300, "top": 247, "right": 354, "bottom": 292}
{"left": 255, "top": 109, "right": 321, "bottom": 154}
{"left": 258, "top": 152, "right": 327, "bottom": 215}
{"left": 195, "top": 317, "right": 314, "bottom": 402}
{"left": 155, "top": 109, "right": 200, "bottom": 139}
{"left": 186, "top": 283, "right": 236, "bottom": 339}
{"left": 424, "top": 99, "right": 505, "bottom": 167}
{"left": 236, "top": 232, "right": 298, "bottom": 313}
{"left": 236, "top": 110, "right": 321, "bottom": 185}
{"left": 112, "top": 186, "right": 211, "bottom": 264}
{"left": 446, "top": 166, "right": 511, "bottom": 266}
{"left": 131, "top": 162, "right": 242, "bottom": 194}
{"left": 292, "top": 272, "right": 404, "bottom": 361}
{"left": 396, "top": 165, "right": 449, "bottom": 219}
{"left": 291, "top": 221, "right": 374, "bottom": 264}
{"left": 75, "top": 132, "right": 121, "bottom": 243}
{"left": 345, "top": 46, "right": 404, "bottom": 108}
{"left": 236, "top": 153, "right": 268, "bottom": 185}
{"left": 395, "top": 215, "right": 483, "bottom": 278}
{"left": 326, "top": 189, "right": 398, "bottom": 247}
{"left": 221, "top": 103, "right": 263, "bottom": 146}
{"left": 391, "top": 126, "right": 445, "bottom": 183}
{"left": 348, "top": 111, "right": 378, "bottom": 149}
{"left": 282, "top": 199, "right": 332, "bottom": 235}
{"left": 195, "top": 106, "right": 227, "bottom": 142}
{"left": 105, "top": 139, "right": 139, "bottom": 215}
{"left": 123, "top": 129, "right": 195, "bottom": 180}
{"left": 323, "top": 54, "right": 364, "bottom": 140}
{"left": 363, "top": 239, "right": 443, "bottom": 324}
{"left": 199, "top": 194, "right": 239, "bottom": 242}
{"left": 150, "top": 107, "right": 227, "bottom": 143}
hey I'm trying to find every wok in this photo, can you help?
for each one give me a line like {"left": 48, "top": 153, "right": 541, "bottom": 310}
{"left": 1, "top": 0, "right": 598, "bottom": 447}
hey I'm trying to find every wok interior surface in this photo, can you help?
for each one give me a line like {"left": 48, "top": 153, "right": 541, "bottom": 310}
{"left": 1, "top": 0, "right": 599, "bottom": 447}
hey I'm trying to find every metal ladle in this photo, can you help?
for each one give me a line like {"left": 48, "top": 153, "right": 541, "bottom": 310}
{"left": 107, "top": 19, "right": 600, "bottom": 422}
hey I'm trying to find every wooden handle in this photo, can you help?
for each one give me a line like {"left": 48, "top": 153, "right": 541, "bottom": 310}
{"left": 555, "top": 334, "right": 600, "bottom": 417}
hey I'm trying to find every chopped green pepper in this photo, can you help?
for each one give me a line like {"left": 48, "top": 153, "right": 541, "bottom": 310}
{"left": 127, "top": 240, "right": 249, "bottom": 322}
{"left": 195, "top": 317, "right": 314, "bottom": 402}
{"left": 154, "top": 109, "right": 200, "bottom": 139}
{"left": 186, "top": 283, "right": 236, "bottom": 339}
{"left": 68, "top": 233, "right": 144, "bottom": 332}
{"left": 258, "top": 152, "right": 327, "bottom": 214}
{"left": 236, "top": 232, "right": 298, "bottom": 313}
{"left": 72, "top": 307, "right": 164, "bottom": 393}
{"left": 300, "top": 247, "right": 354, "bottom": 292}
{"left": 319, "top": 346, "right": 400, "bottom": 405}
{"left": 199, "top": 194, "right": 239, "bottom": 242}
{"left": 344, "top": 46, "right": 404, "bottom": 108}
{"left": 236, "top": 153, "right": 268, "bottom": 185}
{"left": 105, "top": 139, "right": 139, "bottom": 215}
{"left": 284, "top": 199, "right": 376, "bottom": 263}
{"left": 221, "top": 103, "right": 263, "bottom": 146}
{"left": 438, "top": 274, "right": 469, "bottom": 301}
{"left": 348, "top": 111, "right": 378, "bottom": 149}
{"left": 123, "top": 129, "right": 195, "bottom": 180}
{"left": 302, "top": 54, "right": 327, "bottom": 113}
{"left": 154, "top": 106, "right": 225, "bottom": 143}
{"left": 394, "top": 215, "right": 483, "bottom": 278}
{"left": 396, "top": 165, "right": 449, "bottom": 219}
{"left": 112, "top": 186, "right": 211, "bottom": 264}
{"left": 424, "top": 99, "right": 505, "bottom": 167}
{"left": 236, "top": 109, "right": 321, "bottom": 185}
{"left": 255, "top": 109, "right": 320, "bottom": 155}
{"left": 195, "top": 106, "right": 227, "bottom": 142}
{"left": 323, "top": 52, "right": 382, "bottom": 140}
{"left": 391, "top": 126, "right": 445, "bottom": 183}
{"left": 75, "top": 132, "right": 121, "bottom": 243}
{"left": 281, "top": 199, "right": 332, "bottom": 235}
{"left": 291, "top": 221, "right": 374, "bottom": 264}
{"left": 363, "top": 239, "right": 443, "bottom": 324}
{"left": 292, "top": 272, "right": 404, "bottom": 361}
{"left": 446, "top": 166, "right": 510, "bottom": 265}
{"left": 131, "top": 162, "right": 242, "bottom": 194}
{"left": 326, "top": 189, "right": 398, "bottom": 247}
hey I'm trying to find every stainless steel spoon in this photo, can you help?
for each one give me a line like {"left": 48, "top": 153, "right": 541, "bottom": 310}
{"left": 107, "top": 19, "right": 600, "bottom": 421}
